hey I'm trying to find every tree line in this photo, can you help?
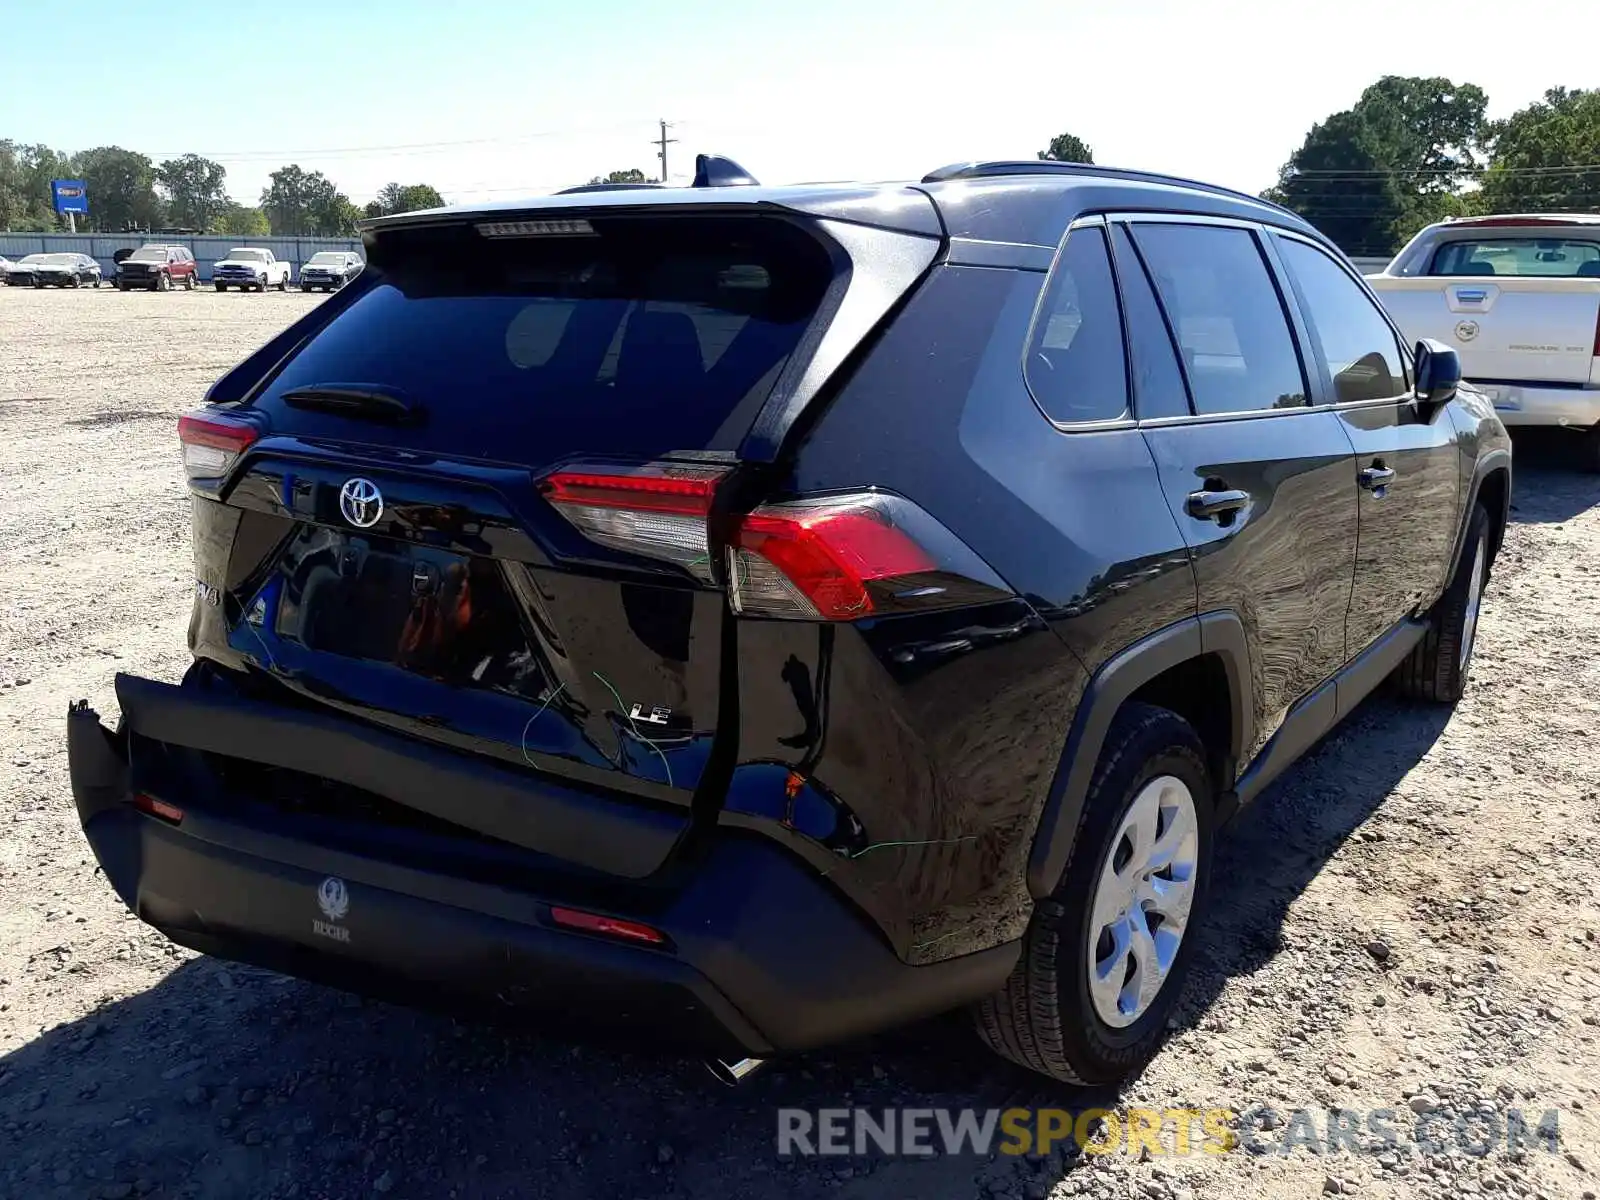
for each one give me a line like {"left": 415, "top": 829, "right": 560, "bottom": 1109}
{"left": 1037, "top": 82, "right": 1600, "bottom": 258}
{"left": 0, "top": 142, "right": 445, "bottom": 236}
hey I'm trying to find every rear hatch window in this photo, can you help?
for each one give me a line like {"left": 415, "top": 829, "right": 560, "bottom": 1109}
{"left": 1430, "top": 237, "right": 1600, "bottom": 277}
{"left": 250, "top": 215, "right": 836, "bottom": 464}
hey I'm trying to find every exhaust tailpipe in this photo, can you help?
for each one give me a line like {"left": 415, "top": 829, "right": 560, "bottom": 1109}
{"left": 706, "top": 1056, "right": 766, "bottom": 1086}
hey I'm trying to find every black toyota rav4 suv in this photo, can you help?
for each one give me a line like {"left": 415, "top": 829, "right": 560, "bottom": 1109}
{"left": 69, "top": 158, "right": 1511, "bottom": 1086}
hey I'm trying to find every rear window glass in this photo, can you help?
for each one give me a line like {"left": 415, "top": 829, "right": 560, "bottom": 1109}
{"left": 256, "top": 217, "right": 834, "bottom": 460}
{"left": 1430, "top": 237, "right": 1600, "bottom": 277}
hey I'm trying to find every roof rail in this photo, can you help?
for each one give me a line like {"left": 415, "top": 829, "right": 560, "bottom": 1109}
{"left": 555, "top": 181, "right": 664, "bottom": 195}
{"left": 920, "top": 160, "right": 1300, "bottom": 220}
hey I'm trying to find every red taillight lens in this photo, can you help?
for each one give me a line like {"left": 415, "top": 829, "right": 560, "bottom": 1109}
{"left": 728, "top": 493, "right": 1012, "bottom": 621}
{"left": 178, "top": 411, "right": 258, "bottom": 482}
{"left": 541, "top": 462, "right": 728, "bottom": 581}
{"left": 731, "top": 503, "right": 935, "bottom": 620}
{"left": 132, "top": 792, "right": 184, "bottom": 823}
{"left": 549, "top": 906, "right": 667, "bottom": 946}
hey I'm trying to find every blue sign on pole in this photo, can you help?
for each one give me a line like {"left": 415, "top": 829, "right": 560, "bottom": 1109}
{"left": 52, "top": 180, "right": 89, "bottom": 214}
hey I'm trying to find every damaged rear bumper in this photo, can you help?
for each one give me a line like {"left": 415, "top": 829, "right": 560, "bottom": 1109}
{"left": 67, "top": 676, "right": 1017, "bottom": 1057}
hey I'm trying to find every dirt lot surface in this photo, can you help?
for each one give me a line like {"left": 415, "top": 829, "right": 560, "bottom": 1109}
{"left": 2, "top": 286, "right": 1599, "bottom": 1200}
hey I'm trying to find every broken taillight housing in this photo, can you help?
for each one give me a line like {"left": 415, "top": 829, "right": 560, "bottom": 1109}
{"left": 541, "top": 462, "right": 728, "bottom": 583}
{"left": 540, "top": 463, "right": 1012, "bottom": 620}
{"left": 178, "top": 410, "right": 258, "bottom": 485}
{"left": 728, "top": 493, "right": 1013, "bottom": 620}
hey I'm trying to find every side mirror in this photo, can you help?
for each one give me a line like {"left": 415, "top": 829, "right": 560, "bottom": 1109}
{"left": 1413, "top": 339, "right": 1461, "bottom": 409}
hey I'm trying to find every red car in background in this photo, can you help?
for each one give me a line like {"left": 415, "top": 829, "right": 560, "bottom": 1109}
{"left": 116, "top": 244, "right": 197, "bottom": 292}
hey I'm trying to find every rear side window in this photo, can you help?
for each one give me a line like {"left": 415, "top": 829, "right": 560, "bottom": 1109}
{"left": 257, "top": 217, "right": 834, "bottom": 461}
{"left": 1132, "top": 223, "right": 1308, "bottom": 416}
{"left": 1277, "top": 237, "right": 1408, "bottom": 403}
{"left": 1430, "top": 237, "right": 1600, "bottom": 277}
{"left": 1025, "top": 225, "right": 1129, "bottom": 424}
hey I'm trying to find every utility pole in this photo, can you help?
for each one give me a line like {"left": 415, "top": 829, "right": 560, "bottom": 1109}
{"left": 652, "top": 119, "right": 679, "bottom": 184}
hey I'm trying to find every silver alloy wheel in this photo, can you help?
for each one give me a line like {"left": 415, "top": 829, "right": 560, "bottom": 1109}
{"left": 1460, "top": 531, "right": 1487, "bottom": 675}
{"left": 1087, "top": 774, "right": 1199, "bottom": 1028}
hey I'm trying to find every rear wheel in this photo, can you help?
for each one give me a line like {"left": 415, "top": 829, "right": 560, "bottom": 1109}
{"left": 184, "top": 273, "right": 195, "bottom": 290}
{"left": 277, "top": 274, "right": 288, "bottom": 291}
{"left": 973, "top": 703, "right": 1214, "bottom": 1085}
{"left": 1394, "top": 504, "right": 1490, "bottom": 703}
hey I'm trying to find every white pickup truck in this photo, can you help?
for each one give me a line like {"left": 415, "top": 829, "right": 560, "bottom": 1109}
{"left": 1369, "top": 214, "right": 1600, "bottom": 466}
{"left": 212, "top": 248, "right": 292, "bottom": 293}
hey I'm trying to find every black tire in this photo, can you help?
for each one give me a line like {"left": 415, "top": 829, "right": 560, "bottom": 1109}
{"left": 184, "top": 273, "right": 195, "bottom": 290}
{"left": 1394, "top": 503, "right": 1490, "bottom": 703}
{"left": 215, "top": 283, "right": 226, "bottom": 292}
{"left": 71, "top": 276, "right": 82, "bottom": 289}
{"left": 1579, "top": 425, "right": 1600, "bottom": 474}
{"left": 277, "top": 274, "right": 287, "bottom": 291}
{"left": 301, "top": 284, "right": 312, "bottom": 292}
{"left": 973, "top": 703, "right": 1215, "bottom": 1085}
{"left": 256, "top": 275, "right": 267, "bottom": 293}
{"left": 156, "top": 272, "right": 171, "bottom": 293}
{"left": 118, "top": 280, "right": 128, "bottom": 292}
{"left": 93, "top": 276, "right": 101, "bottom": 288}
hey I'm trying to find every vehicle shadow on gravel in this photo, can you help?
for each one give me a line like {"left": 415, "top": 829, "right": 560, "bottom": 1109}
{"left": 1, "top": 700, "right": 1451, "bottom": 1200}
{"left": 0, "top": 950, "right": 1074, "bottom": 1200}
{"left": 1506, "top": 433, "right": 1600, "bottom": 524}
{"left": 1171, "top": 690, "right": 1452, "bottom": 1040}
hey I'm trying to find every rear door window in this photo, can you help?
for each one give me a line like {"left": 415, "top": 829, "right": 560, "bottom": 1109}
{"left": 1429, "top": 237, "right": 1600, "bottom": 277}
{"left": 1108, "top": 224, "right": 1192, "bottom": 421}
{"left": 1132, "top": 223, "right": 1308, "bottom": 416}
{"left": 1025, "top": 225, "right": 1129, "bottom": 424}
{"left": 256, "top": 216, "right": 834, "bottom": 462}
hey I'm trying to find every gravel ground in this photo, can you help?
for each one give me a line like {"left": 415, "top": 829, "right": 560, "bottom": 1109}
{"left": 2, "top": 286, "right": 1599, "bottom": 1200}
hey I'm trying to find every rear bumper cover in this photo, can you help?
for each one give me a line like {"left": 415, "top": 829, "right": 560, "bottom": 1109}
{"left": 1471, "top": 380, "right": 1600, "bottom": 428}
{"left": 67, "top": 683, "right": 1016, "bottom": 1056}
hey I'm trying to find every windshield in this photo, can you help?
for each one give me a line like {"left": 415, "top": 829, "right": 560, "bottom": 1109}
{"left": 33, "top": 254, "right": 78, "bottom": 266}
{"left": 18, "top": 255, "right": 49, "bottom": 265}
{"left": 129, "top": 248, "right": 169, "bottom": 262}
{"left": 307, "top": 253, "right": 348, "bottom": 266}
{"left": 1430, "top": 237, "right": 1600, "bottom": 278}
{"left": 226, "top": 249, "right": 269, "bottom": 262}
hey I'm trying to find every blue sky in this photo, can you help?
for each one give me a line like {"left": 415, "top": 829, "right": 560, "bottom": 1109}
{"left": 4, "top": 0, "right": 1594, "bottom": 207}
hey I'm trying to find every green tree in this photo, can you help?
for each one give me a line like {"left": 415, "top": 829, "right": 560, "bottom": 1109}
{"left": 156, "top": 153, "right": 229, "bottom": 230}
{"left": 373, "top": 182, "right": 446, "bottom": 214}
{"left": 74, "top": 146, "right": 164, "bottom": 232}
{"left": 586, "top": 168, "right": 651, "bottom": 185}
{"left": 214, "top": 202, "right": 270, "bottom": 237}
{"left": 261, "top": 165, "right": 357, "bottom": 235}
{"left": 1268, "top": 76, "right": 1488, "bottom": 256}
{"left": 1479, "top": 88, "right": 1600, "bottom": 212}
{"left": 1038, "top": 132, "right": 1094, "bottom": 164}
{"left": 0, "top": 141, "right": 76, "bottom": 230}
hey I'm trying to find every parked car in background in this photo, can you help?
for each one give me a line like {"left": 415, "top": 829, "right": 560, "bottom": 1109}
{"left": 69, "top": 160, "right": 1511, "bottom": 1088}
{"left": 1370, "top": 214, "right": 1600, "bottom": 467}
{"left": 0, "top": 255, "right": 12, "bottom": 281}
{"left": 117, "top": 244, "right": 197, "bottom": 292}
{"left": 7, "top": 253, "right": 101, "bottom": 287}
{"left": 214, "top": 248, "right": 291, "bottom": 292}
{"left": 297, "top": 251, "right": 363, "bottom": 292}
